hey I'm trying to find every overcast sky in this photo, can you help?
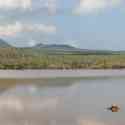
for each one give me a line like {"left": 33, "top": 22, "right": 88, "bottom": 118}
{"left": 0, "top": 0, "right": 125, "bottom": 50}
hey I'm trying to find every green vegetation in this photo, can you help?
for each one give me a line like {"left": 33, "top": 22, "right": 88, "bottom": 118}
{"left": 0, "top": 47, "right": 125, "bottom": 69}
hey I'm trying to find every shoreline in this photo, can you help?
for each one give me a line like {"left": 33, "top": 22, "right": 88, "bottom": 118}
{"left": 0, "top": 69, "right": 125, "bottom": 79}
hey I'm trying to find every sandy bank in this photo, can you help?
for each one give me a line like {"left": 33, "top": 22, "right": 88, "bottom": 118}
{"left": 0, "top": 70, "right": 125, "bottom": 79}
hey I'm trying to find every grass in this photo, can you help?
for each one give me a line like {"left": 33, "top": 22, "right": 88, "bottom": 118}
{"left": 0, "top": 47, "right": 125, "bottom": 69}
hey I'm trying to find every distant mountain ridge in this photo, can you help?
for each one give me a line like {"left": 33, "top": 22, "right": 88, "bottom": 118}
{"left": 0, "top": 38, "right": 77, "bottom": 50}
{"left": 0, "top": 38, "right": 124, "bottom": 55}
{"left": 0, "top": 39, "right": 11, "bottom": 47}
{"left": 32, "top": 43, "right": 119, "bottom": 54}
{"left": 34, "top": 43, "right": 76, "bottom": 49}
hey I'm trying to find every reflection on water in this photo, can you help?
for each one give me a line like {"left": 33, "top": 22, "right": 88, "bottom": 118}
{"left": 0, "top": 77, "right": 125, "bottom": 125}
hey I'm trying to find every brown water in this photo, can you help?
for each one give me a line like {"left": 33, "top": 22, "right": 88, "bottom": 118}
{"left": 0, "top": 77, "right": 125, "bottom": 125}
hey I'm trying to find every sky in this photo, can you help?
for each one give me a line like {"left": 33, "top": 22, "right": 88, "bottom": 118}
{"left": 0, "top": 0, "right": 125, "bottom": 50}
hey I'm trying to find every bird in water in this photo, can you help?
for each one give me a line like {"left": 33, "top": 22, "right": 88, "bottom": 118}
{"left": 107, "top": 104, "right": 120, "bottom": 112}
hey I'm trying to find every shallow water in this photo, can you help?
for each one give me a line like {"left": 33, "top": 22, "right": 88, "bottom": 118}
{"left": 0, "top": 77, "right": 125, "bottom": 125}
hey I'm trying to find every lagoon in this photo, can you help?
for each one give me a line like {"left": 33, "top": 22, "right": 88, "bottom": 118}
{"left": 0, "top": 77, "right": 125, "bottom": 125}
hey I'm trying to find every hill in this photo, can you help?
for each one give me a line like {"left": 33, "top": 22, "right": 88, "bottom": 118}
{"left": 0, "top": 38, "right": 122, "bottom": 55}
{"left": 33, "top": 43, "right": 77, "bottom": 50}
{"left": 32, "top": 43, "right": 117, "bottom": 55}
{"left": 0, "top": 39, "right": 11, "bottom": 47}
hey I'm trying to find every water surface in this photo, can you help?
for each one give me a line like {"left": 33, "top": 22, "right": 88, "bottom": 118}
{"left": 0, "top": 77, "right": 125, "bottom": 125}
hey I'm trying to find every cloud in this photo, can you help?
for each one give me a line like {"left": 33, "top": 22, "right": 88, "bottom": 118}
{"left": 0, "top": 22, "right": 57, "bottom": 36}
{"left": 66, "top": 40, "right": 80, "bottom": 48}
{"left": 74, "top": 0, "right": 123, "bottom": 14}
{"left": 0, "top": 0, "right": 32, "bottom": 10}
{"left": 36, "top": 23, "right": 57, "bottom": 33}
{"left": 28, "top": 39, "right": 37, "bottom": 47}
{"left": 39, "top": 0, "right": 57, "bottom": 14}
